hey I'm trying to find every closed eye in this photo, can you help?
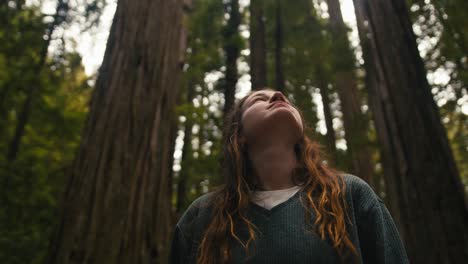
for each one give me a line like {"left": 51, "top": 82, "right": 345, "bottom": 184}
{"left": 252, "top": 95, "right": 269, "bottom": 104}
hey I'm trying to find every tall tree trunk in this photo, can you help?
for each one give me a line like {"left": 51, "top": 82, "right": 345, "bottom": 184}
{"left": 353, "top": 0, "right": 468, "bottom": 262}
{"left": 326, "top": 0, "right": 374, "bottom": 186}
{"left": 46, "top": 0, "right": 186, "bottom": 263}
{"left": 7, "top": 0, "right": 68, "bottom": 162}
{"left": 316, "top": 65, "right": 338, "bottom": 165}
{"left": 249, "top": 0, "right": 267, "bottom": 90}
{"left": 176, "top": 83, "right": 195, "bottom": 215}
{"left": 274, "top": 0, "right": 285, "bottom": 92}
{"left": 222, "top": 0, "right": 240, "bottom": 116}
{"left": 169, "top": 90, "right": 185, "bottom": 224}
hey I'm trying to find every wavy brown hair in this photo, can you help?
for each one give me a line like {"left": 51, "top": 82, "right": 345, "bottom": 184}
{"left": 196, "top": 88, "right": 359, "bottom": 263}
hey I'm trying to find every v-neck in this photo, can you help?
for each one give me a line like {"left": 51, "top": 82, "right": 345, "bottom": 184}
{"left": 249, "top": 188, "right": 303, "bottom": 217}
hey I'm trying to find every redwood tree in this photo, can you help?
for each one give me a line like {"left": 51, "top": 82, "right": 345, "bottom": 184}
{"left": 316, "top": 65, "right": 338, "bottom": 165}
{"left": 353, "top": 0, "right": 468, "bottom": 262}
{"left": 249, "top": 0, "right": 267, "bottom": 90}
{"left": 274, "top": 0, "right": 285, "bottom": 92}
{"left": 47, "top": 0, "right": 186, "bottom": 262}
{"left": 222, "top": 0, "right": 241, "bottom": 117}
{"left": 326, "top": 0, "right": 374, "bottom": 186}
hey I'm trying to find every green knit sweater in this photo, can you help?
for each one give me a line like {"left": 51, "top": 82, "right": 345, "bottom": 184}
{"left": 169, "top": 174, "right": 409, "bottom": 263}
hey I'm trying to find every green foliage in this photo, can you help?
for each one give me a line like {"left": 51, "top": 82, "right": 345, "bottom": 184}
{"left": 0, "top": 4, "right": 92, "bottom": 263}
{"left": 263, "top": 0, "right": 325, "bottom": 128}
{"left": 409, "top": 0, "right": 468, "bottom": 191}
{"left": 172, "top": 0, "right": 226, "bottom": 212}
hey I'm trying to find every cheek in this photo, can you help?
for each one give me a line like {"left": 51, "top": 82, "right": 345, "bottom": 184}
{"left": 240, "top": 109, "right": 252, "bottom": 128}
{"left": 241, "top": 108, "right": 260, "bottom": 132}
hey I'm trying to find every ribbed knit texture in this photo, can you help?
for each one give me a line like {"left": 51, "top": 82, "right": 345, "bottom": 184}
{"left": 169, "top": 174, "right": 409, "bottom": 264}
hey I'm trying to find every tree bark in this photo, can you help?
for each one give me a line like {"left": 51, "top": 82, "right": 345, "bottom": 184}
{"left": 47, "top": 0, "right": 186, "bottom": 263}
{"left": 274, "top": 0, "right": 285, "bottom": 92}
{"left": 249, "top": 0, "right": 267, "bottom": 90}
{"left": 326, "top": 0, "right": 374, "bottom": 186}
{"left": 353, "top": 0, "right": 468, "bottom": 262}
{"left": 222, "top": 0, "right": 240, "bottom": 117}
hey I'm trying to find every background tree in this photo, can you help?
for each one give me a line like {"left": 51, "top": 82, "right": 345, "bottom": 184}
{"left": 222, "top": 0, "right": 241, "bottom": 117}
{"left": 0, "top": 1, "right": 100, "bottom": 262}
{"left": 274, "top": 0, "right": 285, "bottom": 92}
{"left": 353, "top": 0, "right": 468, "bottom": 262}
{"left": 249, "top": 0, "right": 267, "bottom": 89}
{"left": 47, "top": 0, "right": 186, "bottom": 262}
{"left": 173, "top": 0, "right": 225, "bottom": 213}
{"left": 325, "top": 0, "right": 374, "bottom": 186}
{"left": 408, "top": 0, "right": 468, "bottom": 190}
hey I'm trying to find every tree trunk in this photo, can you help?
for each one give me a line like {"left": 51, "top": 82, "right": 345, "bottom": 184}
{"left": 316, "top": 65, "right": 338, "bottom": 166}
{"left": 169, "top": 91, "right": 185, "bottom": 224}
{"left": 274, "top": 0, "right": 285, "bottom": 92}
{"left": 46, "top": 0, "right": 186, "bottom": 263}
{"left": 176, "top": 83, "right": 195, "bottom": 215}
{"left": 249, "top": 0, "right": 267, "bottom": 90}
{"left": 353, "top": 0, "right": 468, "bottom": 262}
{"left": 222, "top": 0, "right": 240, "bottom": 116}
{"left": 326, "top": 0, "right": 374, "bottom": 186}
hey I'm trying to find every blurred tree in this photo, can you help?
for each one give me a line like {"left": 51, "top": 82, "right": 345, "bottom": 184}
{"left": 5, "top": 0, "right": 107, "bottom": 162}
{"left": 353, "top": 0, "right": 468, "bottom": 262}
{"left": 316, "top": 64, "right": 338, "bottom": 164}
{"left": 325, "top": 0, "right": 374, "bottom": 186}
{"left": 269, "top": 0, "right": 322, "bottom": 133}
{"left": 274, "top": 0, "right": 285, "bottom": 92}
{"left": 46, "top": 0, "right": 186, "bottom": 263}
{"left": 408, "top": 0, "right": 468, "bottom": 191}
{"left": 6, "top": 0, "right": 69, "bottom": 162}
{"left": 0, "top": 3, "right": 93, "bottom": 263}
{"left": 250, "top": 0, "right": 267, "bottom": 89}
{"left": 173, "top": 0, "right": 224, "bottom": 214}
{"left": 176, "top": 83, "right": 195, "bottom": 215}
{"left": 222, "top": 0, "right": 241, "bottom": 117}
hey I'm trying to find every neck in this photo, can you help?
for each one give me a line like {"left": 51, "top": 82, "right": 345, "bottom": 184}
{"left": 247, "top": 142, "right": 298, "bottom": 191}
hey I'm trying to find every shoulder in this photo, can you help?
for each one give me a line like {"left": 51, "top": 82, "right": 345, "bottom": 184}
{"left": 176, "top": 191, "right": 216, "bottom": 239}
{"left": 341, "top": 173, "right": 383, "bottom": 215}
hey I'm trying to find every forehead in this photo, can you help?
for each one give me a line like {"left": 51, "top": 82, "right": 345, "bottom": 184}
{"left": 247, "top": 90, "right": 274, "bottom": 100}
{"left": 242, "top": 90, "right": 274, "bottom": 110}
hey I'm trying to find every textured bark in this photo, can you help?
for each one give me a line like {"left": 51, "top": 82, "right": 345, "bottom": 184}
{"left": 249, "top": 0, "right": 267, "bottom": 90}
{"left": 326, "top": 0, "right": 374, "bottom": 186}
{"left": 222, "top": 0, "right": 240, "bottom": 117}
{"left": 353, "top": 0, "right": 468, "bottom": 262}
{"left": 274, "top": 0, "right": 285, "bottom": 92}
{"left": 47, "top": 0, "right": 185, "bottom": 263}
{"left": 316, "top": 65, "right": 337, "bottom": 165}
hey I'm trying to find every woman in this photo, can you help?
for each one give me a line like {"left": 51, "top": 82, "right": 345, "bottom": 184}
{"left": 169, "top": 88, "right": 409, "bottom": 264}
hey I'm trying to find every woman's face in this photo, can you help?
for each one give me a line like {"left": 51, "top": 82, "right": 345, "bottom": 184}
{"left": 240, "top": 90, "right": 303, "bottom": 145}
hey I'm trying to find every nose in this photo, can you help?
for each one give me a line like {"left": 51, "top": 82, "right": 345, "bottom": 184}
{"left": 269, "top": 91, "right": 287, "bottom": 103}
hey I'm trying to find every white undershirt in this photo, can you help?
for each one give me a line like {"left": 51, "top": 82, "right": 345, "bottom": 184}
{"left": 249, "top": 185, "right": 303, "bottom": 210}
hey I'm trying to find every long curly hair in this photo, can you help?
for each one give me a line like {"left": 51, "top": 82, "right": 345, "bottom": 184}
{"left": 196, "top": 88, "right": 359, "bottom": 263}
